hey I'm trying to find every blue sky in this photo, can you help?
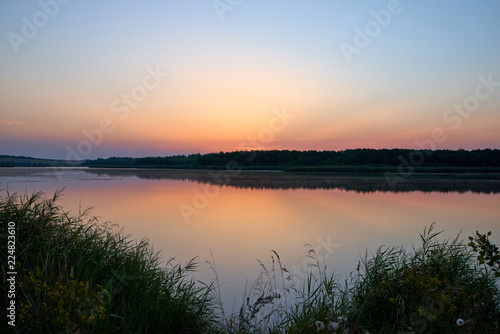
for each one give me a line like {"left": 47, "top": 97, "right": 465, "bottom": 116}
{"left": 1, "top": 0, "right": 499, "bottom": 159}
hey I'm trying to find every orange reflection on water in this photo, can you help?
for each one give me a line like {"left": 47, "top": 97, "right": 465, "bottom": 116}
{"left": 16, "top": 171, "right": 496, "bottom": 307}
{"left": 59, "top": 179, "right": 500, "bottom": 272}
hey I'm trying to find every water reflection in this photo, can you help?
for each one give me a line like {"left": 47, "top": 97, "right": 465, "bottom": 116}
{"left": 2, "top": 167, "right": 500, "bottom": 310}
{"left": 83, "top": 168, "right": 500, "bottom": 194}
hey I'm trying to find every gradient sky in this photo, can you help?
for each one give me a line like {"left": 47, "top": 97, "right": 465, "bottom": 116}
{"left": 1, "top": 0, "right": 499, "bottom": 159}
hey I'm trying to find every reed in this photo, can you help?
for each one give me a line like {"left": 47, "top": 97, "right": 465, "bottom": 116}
{"left": 215, "top": 225, "right": 500, "bottom": 333}
{"left": 0, "top": 190, "right": 218, "bottom": 333}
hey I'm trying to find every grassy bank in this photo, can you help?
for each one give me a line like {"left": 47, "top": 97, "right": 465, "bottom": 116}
{"left": 1, "top": 192, "right": 499, "bottom": 333}
{"left": 0, "top": 191, "right": 218, "bottom": 333}
{"left": 227, "top": 226, "right": 500, "bottom": 333}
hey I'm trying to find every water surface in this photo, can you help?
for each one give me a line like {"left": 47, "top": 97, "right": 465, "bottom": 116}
{"left": 2, "top": 167, "right": 499, "bottom": 310}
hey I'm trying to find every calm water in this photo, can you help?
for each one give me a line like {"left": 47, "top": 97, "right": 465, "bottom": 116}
{"left": 2, "top": 167, "right": 500, "bottom": 310}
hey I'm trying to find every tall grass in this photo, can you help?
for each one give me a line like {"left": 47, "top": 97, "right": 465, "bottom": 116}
{"left": 215, "top": 225, "right": 500, "bottom": 333}
{"left": 0, "top": 190, "right": 218, "bottom": 333}
{"left": 344, "top": 225, "right": 500, "bottom": 333}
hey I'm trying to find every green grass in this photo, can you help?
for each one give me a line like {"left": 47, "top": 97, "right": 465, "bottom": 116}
{"left": 344, "top": 225, "right": 500, "bottom": 333}
{"left": 0, "top": 191, "right": 218, "bottom": 333}
{"left": 1, "top": 191, "right": 499, "bottom": 333}
{"left": 219, "top": 225, "right": 500, "bottom": 333}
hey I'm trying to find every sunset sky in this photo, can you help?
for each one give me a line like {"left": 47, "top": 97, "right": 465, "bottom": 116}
{"left": 1, "top": 0, "right": 499, "bottom": 159}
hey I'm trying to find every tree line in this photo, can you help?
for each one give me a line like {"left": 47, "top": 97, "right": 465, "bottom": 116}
{"left": 82, "top": 148, "right": 500, "bottom": 169}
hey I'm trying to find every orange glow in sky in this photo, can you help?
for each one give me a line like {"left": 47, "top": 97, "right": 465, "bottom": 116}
{"left": 1, "top": 2, "right": 500, "bottom": 158}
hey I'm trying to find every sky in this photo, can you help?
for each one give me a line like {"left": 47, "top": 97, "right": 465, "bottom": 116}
{"left": 1, "top": 0, "right": 499, "bottom": 159}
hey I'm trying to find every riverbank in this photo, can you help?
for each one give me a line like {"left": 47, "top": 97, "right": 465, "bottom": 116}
{"left": 1, "top": 191, "right": 499, "bottom": 333}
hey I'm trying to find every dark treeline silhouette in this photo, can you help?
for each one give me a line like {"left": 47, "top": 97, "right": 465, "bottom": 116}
{"left": 82, "top": 148, "right": 500, "bottom": 170}
{"left": 0, "top": 155, "right": 80, "bottom": 167}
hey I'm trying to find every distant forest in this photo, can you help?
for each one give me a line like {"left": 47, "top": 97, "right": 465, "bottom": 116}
{"left": 82, "top": 149, "right": 500, "bottom": 171}
{"left": 0, "top": 155, "right": 79, "bottom": 167}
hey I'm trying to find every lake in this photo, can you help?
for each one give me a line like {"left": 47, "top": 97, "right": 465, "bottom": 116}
{"left": 1, "top": 167, "right": 500, "bottom": 312}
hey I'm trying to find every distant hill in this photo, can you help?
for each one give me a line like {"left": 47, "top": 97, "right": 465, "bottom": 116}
{"left": 0, "top": 155, "right": 82, "bottom": 167}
